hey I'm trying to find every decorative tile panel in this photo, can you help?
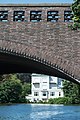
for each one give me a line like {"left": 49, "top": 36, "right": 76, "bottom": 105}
{"left": 30, "top": 11, "right": 42, "bottom": 22}
{"left": 64, "top": 11, "right": 73, "bottom": 22}
{"left": 47, "top": 11, "right": 59, "bottom": 22}
{"left": 13, "top": 11, "right": 25, "bottom": 22}
{"left": 0, "top": 11, "right": 8, "bottom": 22}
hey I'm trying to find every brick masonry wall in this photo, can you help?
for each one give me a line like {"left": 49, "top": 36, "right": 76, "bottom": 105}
{"left": 0, "top": 4, "right": 80, "bottom": 80}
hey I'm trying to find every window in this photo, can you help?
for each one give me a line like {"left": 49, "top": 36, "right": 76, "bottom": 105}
{"left": 34, "top": 92, "right": 39, "bottom": 96}
{"left": 49, "top": 83, "right": 56, "bottom": 89}
{"left": 0, "top": 11, "right": 8, "bottom": 22}
{"left": 50, "top": 92, "right": 55, "bottom": 96}
{"left": 57, "top": 78, "right": 63, "bottom": 88}
{"left": 33, "top": 83, "right": 40, "bottom": 88}
{"left": 59, "top": 92, "right": 61, "bottom": 96}
{"left": 64, "top": 11, "right": 73, "bottom": 22}
{"left": 58, "top": 79, "right": 61, "bottom": 85}
{"left": 13, "top": 11, "right": 25, "bottom": 22}
{"left": 42, "top": 91, "right": 46, "bottom": 96}
{"left": 47, "top": 11, "right": 59, "bottom": 22}
{"left": 30, "top": 11, "right": 42, "bottom": 22}
{"left": 43, "top": 82, "right": 47, "bottom": 83}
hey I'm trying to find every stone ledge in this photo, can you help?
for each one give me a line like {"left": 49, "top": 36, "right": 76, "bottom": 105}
{"left": 0, "top": 3, "right": 71, "bottom": 7}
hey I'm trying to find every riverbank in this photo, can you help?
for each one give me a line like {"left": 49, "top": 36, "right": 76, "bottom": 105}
{"left": 0, "top": 102, "right": 80, "bottom": 106}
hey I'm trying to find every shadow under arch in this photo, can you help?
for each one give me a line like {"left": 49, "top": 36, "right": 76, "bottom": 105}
{"left": 0, "top": 46, "right": 80, "bottom": 85}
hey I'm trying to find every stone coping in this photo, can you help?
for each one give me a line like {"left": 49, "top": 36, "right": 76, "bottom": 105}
{"left": 0, "top": 3, "right": 71, "bottom": 7}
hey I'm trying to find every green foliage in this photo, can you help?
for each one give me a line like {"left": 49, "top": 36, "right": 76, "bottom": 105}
{"left": 37, "top": 100, "right": 47, "bottom": 104}
{"left": 22, "top": 83, "right": 31, "bottom": 96}
{"left": 63, "top": 80, "right": 80, "bottom": 104}
{"left": 0, "top": 74, "right": 12, "bottom": 83}
{"left": 70, "top": 0, "right": 80, "bottom": 30}
{"left": 0, "top": 74, "right": 80, "bottom": 105}
{"left": 38, "top": 100, "right": 44, "bottom": 104}
{"left": 48, "top": 96, "right": 80, "bottom": 105}
{"left": 48, "top": 97, "right": 70, "bottom": 104}
{"left": 0, "top": 76, "right": 22, "bottom": 103}
{"left": 0, "top": 74, "right": 31, "bottom": 103}
{"left": 17, "top": 73, "right": 31, "bottom": 84}
{"left": 48, "top": 80, "right": 80, "bottom": 105}
{"left": 62, "top": 81, "right": 73, "bottom": 97}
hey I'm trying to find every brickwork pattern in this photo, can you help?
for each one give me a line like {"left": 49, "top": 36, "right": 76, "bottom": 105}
{"left": 0, "top": 4, "right": 80, "bottom": 83}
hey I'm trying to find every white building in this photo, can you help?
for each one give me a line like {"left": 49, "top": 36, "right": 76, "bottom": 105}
{"left": 26, "top": 74, "right": 64, "bottom": 102}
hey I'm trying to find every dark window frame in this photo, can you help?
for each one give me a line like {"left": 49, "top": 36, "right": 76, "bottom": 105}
{"left": 0, "top": 11, "right": 8, "bottom": 22}
{"left": 50, "top": 92, "right": 55, "bottom": 96}
{"left": 30, "top": 10, "right": 42, "bottom": 22}
{"left": 59, "top": 92, "right": 61, "bottom": 96}
{"left": 13, "top": 11, "right": 25, "bottom": 22}
{"left": 33, "top": 83, "right": 40, "bottom": 88}
{"left": 64, "top": 10, "right": 73, "bottom": 22}
{"left": 34, "top": 92, "right": 39, "bottom": 96}
{"left": 47, "top": 11, "right": 59, "bottom": 22}
{"left": 42, "top": 91, "right": 47, "bottom": 96}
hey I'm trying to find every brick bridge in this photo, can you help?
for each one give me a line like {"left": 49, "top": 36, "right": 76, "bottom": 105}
{"left": 0, "top": 4, "right": 80, "bottom": 84}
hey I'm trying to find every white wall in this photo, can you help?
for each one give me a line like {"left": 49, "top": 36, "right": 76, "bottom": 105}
{"left": 29, "top": 74, "right": 64, "bottom": 102}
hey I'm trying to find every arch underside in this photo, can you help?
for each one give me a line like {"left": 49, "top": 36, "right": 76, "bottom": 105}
{"left": 0, "top": 40, "right": 80, "bottom": 84}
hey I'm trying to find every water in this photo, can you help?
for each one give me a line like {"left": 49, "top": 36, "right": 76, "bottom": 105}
{"left": 0, "top": 104, "right": 80, "bottom": 120}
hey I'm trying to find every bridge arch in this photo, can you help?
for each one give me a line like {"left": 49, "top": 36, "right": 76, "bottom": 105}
{"left": 0, "top": 4, "right": 80, "bottom": 84}
{"left": 0, "top": 40, "right": 80, "bottom": 84}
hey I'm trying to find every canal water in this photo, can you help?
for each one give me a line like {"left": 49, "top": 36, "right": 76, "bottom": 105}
{"left": 0, "top": 104, "right": 80, "bottom": 120}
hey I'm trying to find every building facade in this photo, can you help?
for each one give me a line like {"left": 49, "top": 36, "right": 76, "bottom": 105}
{"left": 26, "top": 74, "right": 64, "bottom": 102}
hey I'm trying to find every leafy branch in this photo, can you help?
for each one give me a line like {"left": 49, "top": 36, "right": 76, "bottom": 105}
{"left": 69, "top": 0, "right": 80, "bottom": 30}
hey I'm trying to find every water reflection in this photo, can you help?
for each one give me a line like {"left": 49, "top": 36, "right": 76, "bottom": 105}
{"left": 0, "top": 104, "right": 80, "bottom": 120}
{"left": 30, "top": 104, "right": 64, "bottom": 120}
{"left": 30, "top": 111, "right": 64, "bottom": 120}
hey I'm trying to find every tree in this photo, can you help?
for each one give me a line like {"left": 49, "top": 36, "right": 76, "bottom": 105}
{"left": 63, "top": 80, "right": 80, "bottom": 104}
{"left": 19, "top": 83, "right": 31, "bottom": 103}
{"left": 0, "top": 74, "right": 22, "bottom": 103}
{"left": 17, "top": 73, "right": 31, "bottom": 84}
{"left": 0, "top": 74, "right": 12, "bottom": 83}
{"left": 71, "top": 0, "right": 80, "bottom": 29}
{"left": 0, "top": 74, "right": 31, "bottom": 103}
{"left": 22, "top": 83, "right": 31, "bottom": 96}
{"left": 62, "top": 80, "right": 73, "bottom": 97}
